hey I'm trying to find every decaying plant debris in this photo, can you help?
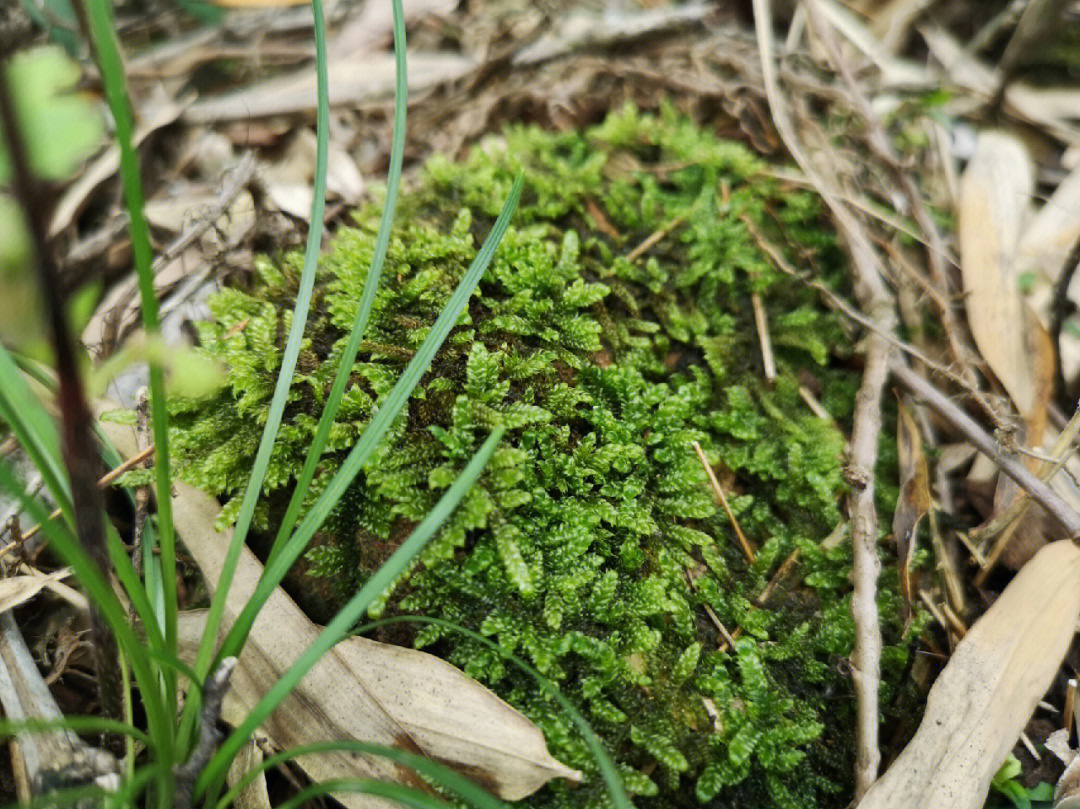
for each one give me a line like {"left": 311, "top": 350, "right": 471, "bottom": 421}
{"left": 5, "top": 0, "right": 1080, "bottom": 807}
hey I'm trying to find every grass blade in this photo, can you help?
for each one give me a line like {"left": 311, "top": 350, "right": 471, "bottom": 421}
{"left": 267, "top": 0, "right": 408, "bottom": 569}
{"left": 177, "top": 0, "right": 332, "bottom": 743}
{"left": 215, "top": 740, "right": 511, "bottom": 809}
{"left": 214, "top": 173, "right": 522, "bottom": 665}
{"left": 0, "top": 716, "right": 151, "bottom": 747}
{"left": 0, "top": 344, "right": 71, "bottom": 520}
{"left": 196, "top": 427, "right": 506, "bottom": 798}
{"left": 84, "top": 0, "right": 179, "bottom": 723}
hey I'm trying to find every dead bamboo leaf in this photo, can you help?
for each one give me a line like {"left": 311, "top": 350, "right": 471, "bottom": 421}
{"left": 959, "top": 131, "right": 1040, "bottom": 419}
{"left": 184, "top": 52, "right": 475, "bottom": 124}
{"left": 856, "top": 540, "right": 1080, "bottom": 809}
{"left": 0, "top": 570, "right": 72, "bottom": 615}
{"left": 168, "top": 480, "right": 581, "bottom": 808}
{"left": 226, "top": 741, "right": 271, "bottom": 809}
{"left": 893, "top": 396, "right": 930, "bottom": 626}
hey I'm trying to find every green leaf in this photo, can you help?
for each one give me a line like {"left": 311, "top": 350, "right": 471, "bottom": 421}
{"left": 1, "top": 46, "right": 104, "bottom": 182}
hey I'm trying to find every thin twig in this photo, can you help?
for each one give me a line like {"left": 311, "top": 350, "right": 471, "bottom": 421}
{"left": 750, "top": 292, "right": 776, "bottom": 383}
{"left": 692, "top": 441, "right": 756, "bottom": 562}
{"left": 626, "top": 215, "right": 685, "bottom": 262}
{"left": 752, "top": 1, "right": 891, "bottom": 794}
{"left": 10, "top": 444, "right": 156, "bottom": 549}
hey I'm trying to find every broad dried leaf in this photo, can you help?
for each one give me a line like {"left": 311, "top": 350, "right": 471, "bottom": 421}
{"left": 226, "top": 741, "right": 271, "bottom": 809}
{"left": 857, "top": 540, "right": 1080, "bottom": 809}
{"left": 959, "top": 131, "right": 1041, "bottom": 420}
{"left": 0, "top": 569, "right": 71, "bottom": 615}
{"left": 167, "top": 480, "right": 580, "bottom": 807}
{"left": 892, "top": 397, "right": 930, "bottom": 626}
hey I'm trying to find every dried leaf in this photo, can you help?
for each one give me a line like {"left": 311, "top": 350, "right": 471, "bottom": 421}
{"left": 892, "top": 396, "right": 930, "bottom": 626}
{"left": 167, "top": 480, "right": 581, "bottom": 808}
{"left": 857, "top": 540, "right": 1080, "bottom": 809}
{"left": 226, "top": 740, "right": 271, "bottom": 809}
{"left": 0, "top": 569, "right": 72, "bottom": 615}
{"left": 959, "top": 131, "right": 1041, "bottom": 420}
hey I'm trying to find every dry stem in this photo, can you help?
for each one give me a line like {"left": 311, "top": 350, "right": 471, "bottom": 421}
{"left": 752, "top": 0, "right": 893, "bottom": 795}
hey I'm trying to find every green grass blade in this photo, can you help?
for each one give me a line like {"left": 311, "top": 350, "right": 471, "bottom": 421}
{"left": 0, "top": 716, "right": 151, "bottom": 747}
{"left": 177, "top": 0, "right": 332, "bottom": 742}
{"left": 5, "top": 350, "right": 169, "bottom": 675}
{"left": 215, "top": 740, "right": 511, "bottom": 809}
{"left": 0, "top": 344, "right": 71, "bottom": 520}
{"left": 0, "top": 462, "right": 169, "bottom": 758}
{"left": 215, "top": 174, "right": 523, "bottom": 666}
{"left": 84, "top": 0, "right": 179, "bottom": 723}
{"left": 196, "top": 427, "right": 505, "bottom": 797}
{"left": 353, "top": 616, "right": 632, "bottom": 809}
{"left": 276, "top": 780, "right": 449, "bottom": 809}
{"left": 267, "top": 0, "right": 408, "bottom": 569}
{"left": 106, "top": 524, "right": 165, "bottom": 652}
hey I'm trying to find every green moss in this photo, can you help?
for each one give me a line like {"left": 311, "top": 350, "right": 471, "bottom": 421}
{"left": 170, "top": 103, "right": 916, "bottom": 808}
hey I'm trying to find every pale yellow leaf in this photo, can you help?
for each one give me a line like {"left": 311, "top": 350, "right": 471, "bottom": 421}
{"left": 0, "top": 569, "right": 72, "bottom": 614}
{"left": 857, "top": 540, "right": 1080, "bottom": 809}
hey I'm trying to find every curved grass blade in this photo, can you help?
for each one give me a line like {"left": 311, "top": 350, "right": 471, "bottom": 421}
{"left": 215, "top": 740, "right": 511, "bottom": 809}
{"left": 266, "top": 0, "right": 408, "bottom": 570}
{"left": 196, "top": 427, "right": 506, "bottom": 799}
{"left": 84, "top": 0, "right": 180, "bottom": 719}
{"left": 0, "top": 344, "right": 71, "bottom": 520}
{"left": 355, "top": 616, "right": 633, "bottom": 809}
{"left": 215, "top": 174, "right": 523, "bottom": 668}
{"left": 276, "top": 779, "right": 449, "bottom": 809}
{"left": 0, "top": 716, "right": 150, "bottom": 747}
{"left": 177, "top": 0, "right": 332, "bottom": 744}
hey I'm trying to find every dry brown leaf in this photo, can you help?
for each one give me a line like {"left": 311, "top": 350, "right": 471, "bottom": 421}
{"left": 0, "top": 570, "right": 72, "bottom": 615}
{"left": 260, "top": 129, "right": 363, "bottom": 220}
{"left": 857, "top": 540, "right": 1080, "bottom": 809}
{"left": 892, "top": 396, "right": 930, "bottom": 626}
{"left": 959, "top": 130, "right": 1041, "bottom": 420}
{"left": 168, "top": 480, "right": 580, "bottom": 808}
{"left": 226, "top": 740, "right": 271, "bottom": 809}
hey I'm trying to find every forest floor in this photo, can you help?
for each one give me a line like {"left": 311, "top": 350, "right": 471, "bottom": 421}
{"left": 5, "top": 0, "right": 1080, "bottom": 807}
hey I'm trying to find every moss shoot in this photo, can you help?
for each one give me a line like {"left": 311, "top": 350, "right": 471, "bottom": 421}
{"left": 170, "top": 104, "right": 918, "bottom": 808}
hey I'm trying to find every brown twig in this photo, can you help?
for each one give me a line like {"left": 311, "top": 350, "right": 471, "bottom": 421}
{"left": 625, "top": 215, "right": 685, "bottom": 262}
{"left": 750, "top": 292, "right": 776, "bottom": 383}
{"left": 753, "top": 1, "right": 892, "bottom": 794}
{"left": 692, "top": 441, "right": 756, "bottom": 563}
{"left": 8, "top": 444, "right": 156, "bottom": 551}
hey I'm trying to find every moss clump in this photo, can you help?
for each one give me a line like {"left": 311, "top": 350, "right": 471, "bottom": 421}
{"left": 171, "top": 104, "right": 916, "bottom": 808}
